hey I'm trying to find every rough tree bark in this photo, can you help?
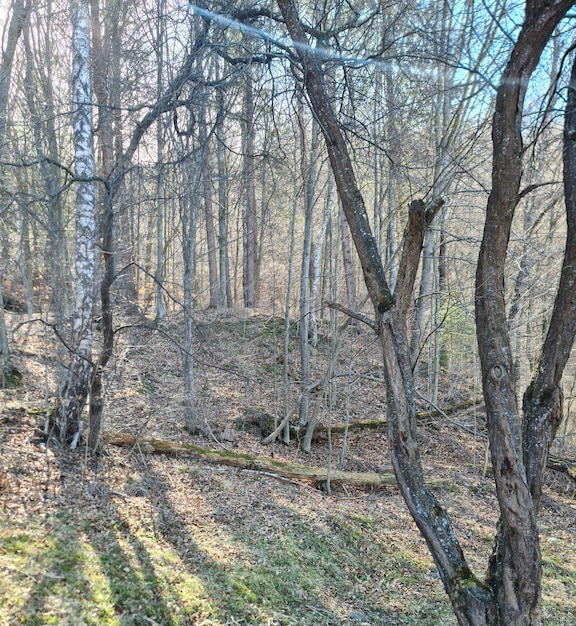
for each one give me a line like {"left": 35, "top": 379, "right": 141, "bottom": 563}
{"left": 277, "top": 0, "right": 575, "bottom": 623}
{"left": 475, "top": 3, "right": 575, "bottom": 623}
{"left": 520, "top": 48, "right": 576, "bottom": 510}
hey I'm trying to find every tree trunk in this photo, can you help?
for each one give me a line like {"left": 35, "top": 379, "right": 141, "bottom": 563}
{"left": 242, "top": 74, "right": 257, "bottom": 308}
{"left": 276, "top": 2, "right": 492, "bottom": 623}
{"left": 309, "top": 178, "right": 333, "bottom": 347}
{"left": 54, "top": 0, "right": 96, "bottom": 445}
{"left": 197, "top": 92, "right": 219, "bottom": 309}
{"left": 339, "top": 205, "right": 357, "bottom": 314}
{"left": 298, "top": 112, "right": 319, "bottom": 426}
{"left": 216, "top": 104, "right": 232, "bottom": 313}
{"left": 475, "top": 2, "right": 575, "bottom": 623}
{"left": 0, "top": 0, "right": 28, "bottom": 384}
{"left": 521, "top": 50, "right": 576, "bottom": 510}
{"left": 278, "top": 0, "right": 576, "bottom": 622}
{"left": 23, "top": 6, "right": 73, "bottom": 330}
{"left": 154, "top": 9, "right": 166, "bottom": 322}
{"left": 182, "top": 159, "right": 200, "bottom": 432}
{"left": 87, "top": 17, "right": 210, "bottom": 447}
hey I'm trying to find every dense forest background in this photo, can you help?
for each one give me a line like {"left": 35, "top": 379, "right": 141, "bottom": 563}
{"left": 1, "top": 0, "right": 575, "bottom": 439}
{"left": 1, "top": 0, "right": 576, "bottom": 625}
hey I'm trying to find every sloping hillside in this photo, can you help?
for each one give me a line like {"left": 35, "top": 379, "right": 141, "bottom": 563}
{"left": 1, "top": 310, "right": 575, "bottom": 625}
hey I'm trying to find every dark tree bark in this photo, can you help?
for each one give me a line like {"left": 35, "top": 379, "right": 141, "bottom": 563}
{"left": 475, "top": 3, "right": 575, "bottom": 623}
{"left": 521, "top": 49, "right": 576, "bottom": 508}
{"left": 277, "top": 0, "right": 576, "bottom": 623}
{"left": 276, "top": 1, "right": 492, "bottom": 623}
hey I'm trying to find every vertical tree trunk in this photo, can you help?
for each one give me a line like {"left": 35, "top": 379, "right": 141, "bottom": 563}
{"left": 23, "top": 6, "right": 73, "bottom": 330}
{"left": 242, "top": 73, "right": 257, "bottom": 308}
{"left": 298, "top": 113, "right": 319, "bottom": 426}
{"left": 0, "top": 0, "right": 28, "bottom": 384}
{"left": 0, "top": 0, "right": 27, "bottom": 144}
{"left": 182, "top": 159, "right": 200, "bottom": 432}
{"left": 339, "top": 205, "right": 357, "bottom": 313}
{"left": 309, "top": 177, "right": 333, "bottom": 347}
{"left": 382, "top": 57, "right": 399, "bottom": 292}
{"left": 86, "top": 0, "right": 122, "bottom": 449}
{"left": 54, "top": 0, "right": 96, "bottom": 445}
{"left": 198, "top": 94, "right": 219, "bottom": 309}
{"left": 521, "top": 51, "right": 576, "bottom": 510}
{"left": 154, "top": 6, "right": 166, "bottom": 322}
{"left": 216, "top": 104, "right": 232, "bottom": 313}
{"left": 87, "top": 18, "right": 210, "bottom": 447}
{"left": 475, "top": 3, "right": 575, "bottom": 623}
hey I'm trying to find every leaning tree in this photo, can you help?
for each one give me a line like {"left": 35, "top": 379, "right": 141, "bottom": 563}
{"left": 274, "top": 0, "right": 576, "bottom": 624}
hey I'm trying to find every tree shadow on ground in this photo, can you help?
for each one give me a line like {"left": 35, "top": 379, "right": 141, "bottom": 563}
{"left": 131, "top": 455, "right": 455, "bottom": 626}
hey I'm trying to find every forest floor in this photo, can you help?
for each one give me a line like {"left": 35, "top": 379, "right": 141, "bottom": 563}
{"left": 1, "top": 308, "right": 576, "bottom": 625}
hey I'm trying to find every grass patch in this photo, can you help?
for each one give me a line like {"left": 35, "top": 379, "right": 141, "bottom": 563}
{"left": 1, "top": 486, "right": 575, "bottom": 625}
{"left": 0, "top": 497, "right": 456, "bottom": 626}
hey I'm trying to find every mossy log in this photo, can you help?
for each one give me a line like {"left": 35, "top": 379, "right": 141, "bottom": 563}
{"left": 306, "top": 399, "right": 483, "bottom": 440}
{"left": 105, "top": 433, "right": 398, "bottom": 488}
{"left": 547, "top": 454, "right": 576, "bottom": 483}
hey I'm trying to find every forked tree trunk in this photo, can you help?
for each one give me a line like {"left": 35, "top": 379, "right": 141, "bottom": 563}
{"left": 277, "top": 0, "right": 575, "bottom": 623}
{"left": 475, "top": 3, "right": 575, "bottom": 623}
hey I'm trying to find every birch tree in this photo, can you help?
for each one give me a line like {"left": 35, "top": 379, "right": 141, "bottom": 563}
{"left": 53, "top": 0, "right": 96, "bottom": 445}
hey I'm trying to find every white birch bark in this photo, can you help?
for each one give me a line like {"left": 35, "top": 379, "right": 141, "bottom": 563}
{"left": 54, "top": 0, "right": 96, "bottom": 444}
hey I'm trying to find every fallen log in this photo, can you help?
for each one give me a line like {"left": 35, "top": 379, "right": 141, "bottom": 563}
{"left": 547, "top": 454, "right": 576, "bottom": 484}
{"left": 303, "top": 399, "right": 483, "bottom": 441}
{"left": 105, "top": 432, "right": 398, "bottom": 488}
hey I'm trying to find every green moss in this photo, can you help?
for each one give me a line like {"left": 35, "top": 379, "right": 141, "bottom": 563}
{"left": 3, "top": 367, "right": 23, "bottom": 387}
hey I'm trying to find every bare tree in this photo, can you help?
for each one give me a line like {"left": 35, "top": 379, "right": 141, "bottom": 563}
{"left": 53, "top": 0, "right": 96, "bottom": 445}
{"left": 0, "top": 0, "right": 28, "bottom": 385}
{"left": 277, "top": 0, "right": 576, "bottom": 623}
